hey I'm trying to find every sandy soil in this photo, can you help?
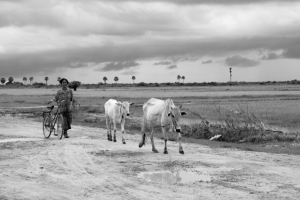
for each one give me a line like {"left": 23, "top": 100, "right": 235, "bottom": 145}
{"left": 0, "top": 115, "right": 300, "bottom": 200}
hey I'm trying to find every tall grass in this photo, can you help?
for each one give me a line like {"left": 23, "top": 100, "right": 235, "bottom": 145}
{"left": 183, "top": 99, "right": 300, "bottom": 130}
{"left": 181, "top": 105, "right": 300, "bottom": 143}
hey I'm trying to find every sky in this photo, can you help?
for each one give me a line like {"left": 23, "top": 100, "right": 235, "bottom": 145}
{"left": 0, "top": 0, "right": 300, "bottom": 84}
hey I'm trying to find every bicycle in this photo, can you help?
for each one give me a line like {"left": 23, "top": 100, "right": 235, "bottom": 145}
{"left": 42, "top": 100, "right": 65, "bottom": 139}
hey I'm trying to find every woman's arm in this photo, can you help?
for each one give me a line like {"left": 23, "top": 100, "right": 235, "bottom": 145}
{"left": 70, "top": 89, "right": 74, "bottom": 101}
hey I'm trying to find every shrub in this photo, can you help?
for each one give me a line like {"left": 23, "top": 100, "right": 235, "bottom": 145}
{"left": 32, "top": 82, "right": 46, "bottom": 88}
{"left": 137, "top": 82, "right": 147, "bottom": 86}
{"left": 182, "top": 106, "right": 300, "bottom": 143}
{"left": 69, "top": 81, "right": 81, "bottom": 91}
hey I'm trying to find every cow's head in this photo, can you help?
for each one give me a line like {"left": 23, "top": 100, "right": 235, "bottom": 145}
{"left": 168, "top": 105, "right": 187, "bottom": 132}
{"left": 116, "top": 101, "right": 135, "bottom": 117}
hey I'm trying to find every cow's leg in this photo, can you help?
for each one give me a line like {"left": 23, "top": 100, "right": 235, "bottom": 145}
{"left": 162, "top": 127, "right": 168, "bottom": 154}
{"left": 108, "top": 121, "right": 113, "bottom": 141}
{"left": 150, "top": 128, "right": 158, "bottom": 153}
{"left": 139, "top": 132, "right": 146, "bottom": 148}
{"left": 139, "top": 119, "right": 146, "bottom": 148}
{"left": 113, "top": 121, "right": 117, "bottom": 142}
{"left": 105, "top": 116, "right": 110, "bottom": 141}
{"left": 121, "top": 120, "right": 126, "bottom": 144}
{"left": 177, "top": 132, "right": 184, "bottom": 154}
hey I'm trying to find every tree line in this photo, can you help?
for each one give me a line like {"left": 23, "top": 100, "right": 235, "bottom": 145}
{"left": 102, "top": 75, "right": 184, "bottom": 84}
{"left": 1, "top": 76, "right": 81, "bottom": 91}
{"left": 1, "top": 75, "right": 185, "bottom": 86}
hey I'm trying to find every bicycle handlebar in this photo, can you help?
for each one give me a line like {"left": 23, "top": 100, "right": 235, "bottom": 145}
{"left": 48, "top": 100, "right": 65, "bottom": 104}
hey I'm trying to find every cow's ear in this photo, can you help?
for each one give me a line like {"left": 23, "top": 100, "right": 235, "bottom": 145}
{"left": 181, "top": 111, "right": 188, "bottom": 116}
{"left": 115, "top": 102, "right": 122, "bottom": 106}
{"left": 129, "top": 102, "right": 135, "bottom": 106}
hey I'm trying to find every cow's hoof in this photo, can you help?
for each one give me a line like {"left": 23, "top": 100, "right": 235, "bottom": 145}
{"left": 113, "top": 140, "right": 117, "bottom": 142}
{"left": 152, "top": 149, "right": 158, "bottom": 153}
{"left": 163, "top": 150, "right": 168, "bottom": 154}
{"left": 179, "top": 150, "right": 184, "bottom": 154}
{"left": 138, "top": 142, "right": 144, "bottom": 148}
{"left": 123, "top": 141, "right": 126, "bottom": 144}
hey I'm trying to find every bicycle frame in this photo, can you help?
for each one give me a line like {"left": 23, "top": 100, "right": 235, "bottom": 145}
{"left": 44, "top": 106, "right": 60, "bottom": 132}
{"left": 44, "top": 100, "right": 65, "bottom": 132}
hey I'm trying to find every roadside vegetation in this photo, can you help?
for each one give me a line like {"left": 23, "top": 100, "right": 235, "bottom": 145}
{"left": 180, "top": 106, "right": 300, "bottom": 143}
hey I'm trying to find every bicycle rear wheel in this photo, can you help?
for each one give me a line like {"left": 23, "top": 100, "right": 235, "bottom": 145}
{"left": 43, "top": 114, "right": 52, "bottom": 138}
{"left": 56, "top": 114, "right": 64, "bottom": 140}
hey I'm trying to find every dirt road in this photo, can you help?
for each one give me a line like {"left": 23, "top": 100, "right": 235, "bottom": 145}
{"left": 0, "top": 115, "right": 300, "bottom": 200}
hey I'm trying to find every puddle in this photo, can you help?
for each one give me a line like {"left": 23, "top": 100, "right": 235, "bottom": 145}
{"left": 138, "top": 170, "right": 211, "bottom": 184}
{"left": 0, "top": 138, "right": 43, "bottom": 143}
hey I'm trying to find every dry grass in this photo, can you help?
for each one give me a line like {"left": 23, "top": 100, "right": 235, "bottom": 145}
{"left": 180, "top": 106, "right": 300, "bottom": 143}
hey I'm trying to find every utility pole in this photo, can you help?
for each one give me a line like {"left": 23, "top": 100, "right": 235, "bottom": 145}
{"left": 229, "top": 67, "right": 232, "bottom": 86}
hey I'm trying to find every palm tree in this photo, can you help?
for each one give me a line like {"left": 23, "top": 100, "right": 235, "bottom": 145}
{"left": 57, "top": 77, "right": 61, "bottom": 83}
{"left": 1, "top": 78, "right": 6, "bottom": 85}
{"left": 23, "top": 77, "right": 27, "bottom": 85}
{"left": 45, "top": 77, "right": 49, "bottom": 85}
{"left": 177, "top": 75, "right": 181, "bottom": 83}
{"left": 229, "top": 67, "right": 232, "bottom": 86}
{"left": 29, "top": 77, "right": 33, "bottom": 85}
{"left": 103, "top": 77, "right": 107, "bottom": 84}
{"left": 181, "top": 76, "right": 185, "bottom": 83}
{"left": 114, "top": 76, "right": 119, "bottom": 84}
{"left": 132, "top": 76, "right": 136, "bottom": 84}
{"left": 8, "top": 77, "right": 13, "bottom": 83}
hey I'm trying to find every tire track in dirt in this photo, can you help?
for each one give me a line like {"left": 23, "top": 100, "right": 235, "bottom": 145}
{"left": 27, "top": 140, "right": 151, "bottom": 199}
{"left": 1, "top": 115, "right": 300, "bottom": 200}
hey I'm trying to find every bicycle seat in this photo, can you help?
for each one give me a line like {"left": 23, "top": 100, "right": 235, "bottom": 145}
{"left": 47, "top": 105, "right": 54, "bottom": 110}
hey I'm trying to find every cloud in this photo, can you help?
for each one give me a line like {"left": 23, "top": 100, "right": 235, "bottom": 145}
{"left": 166, "top": 64, "right": 177, "bottom": 69}
{"left": 97, "top": 0, "right": 299, "bottom": 5}
{"left": 0, "top": 1, "right": 64, "bottom": 28}
{"left": 154, "top": 61, "right": 173, "bottom": 65}
{"left": 202, "top": 60, "right": 212, "bottom": 64}
{"left": 261, "top": 52, "right": 282, "bottom": 60}
{"left": 98, "top": 61, "right": 140, "bottom": 72}
{"left": 225, "top": 55, "right": 260, "bottom": 67}
{"left": 282, "top": 43, "right": 300, "bottom": 59}
{"left": 1, "top": 36, "right": 300, "bottom": 77}
{"left": 121, "top": 69, "right": 138, "bottom": 75}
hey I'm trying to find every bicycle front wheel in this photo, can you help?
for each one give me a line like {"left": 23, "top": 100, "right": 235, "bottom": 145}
{"left": 43, "top": 114, "right": 52, "bottom": 138}
{"left": 56, "top": 114, "right": 64, "bottom": 140}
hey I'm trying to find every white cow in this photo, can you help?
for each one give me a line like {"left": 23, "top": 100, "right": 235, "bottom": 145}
{"left": 104, "top": 99, "right": 134, "bottom": 144}
{"left": 139, "top": 98, "right": 187, "bottom": 154}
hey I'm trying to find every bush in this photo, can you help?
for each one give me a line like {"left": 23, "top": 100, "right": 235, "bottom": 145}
{"left": 32, "top": 82, "right": 46, "bottom": 88}
{"left": 69, "top": 81, "right": 81, "bottom": 91}
{"left": 182, "top": 106, "right": 300, "bottom": 143}
{"left": 137, "top": 82, "right": 147, "bottom": 87}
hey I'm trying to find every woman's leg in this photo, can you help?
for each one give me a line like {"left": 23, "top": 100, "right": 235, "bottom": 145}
{"left": 64, "top": 129, "right": 69, "bottom": 138}
{"left": 62, "top": 111, "right": 71, "bottom": 138}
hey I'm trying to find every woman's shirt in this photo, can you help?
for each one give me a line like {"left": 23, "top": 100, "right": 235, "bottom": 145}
{"left": 53, "top": 88, "right": 73, "bottom": 112}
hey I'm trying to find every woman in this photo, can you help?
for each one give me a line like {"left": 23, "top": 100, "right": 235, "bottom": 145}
{"left": 48, "top": 78, "right": 74, "bottom": 138}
